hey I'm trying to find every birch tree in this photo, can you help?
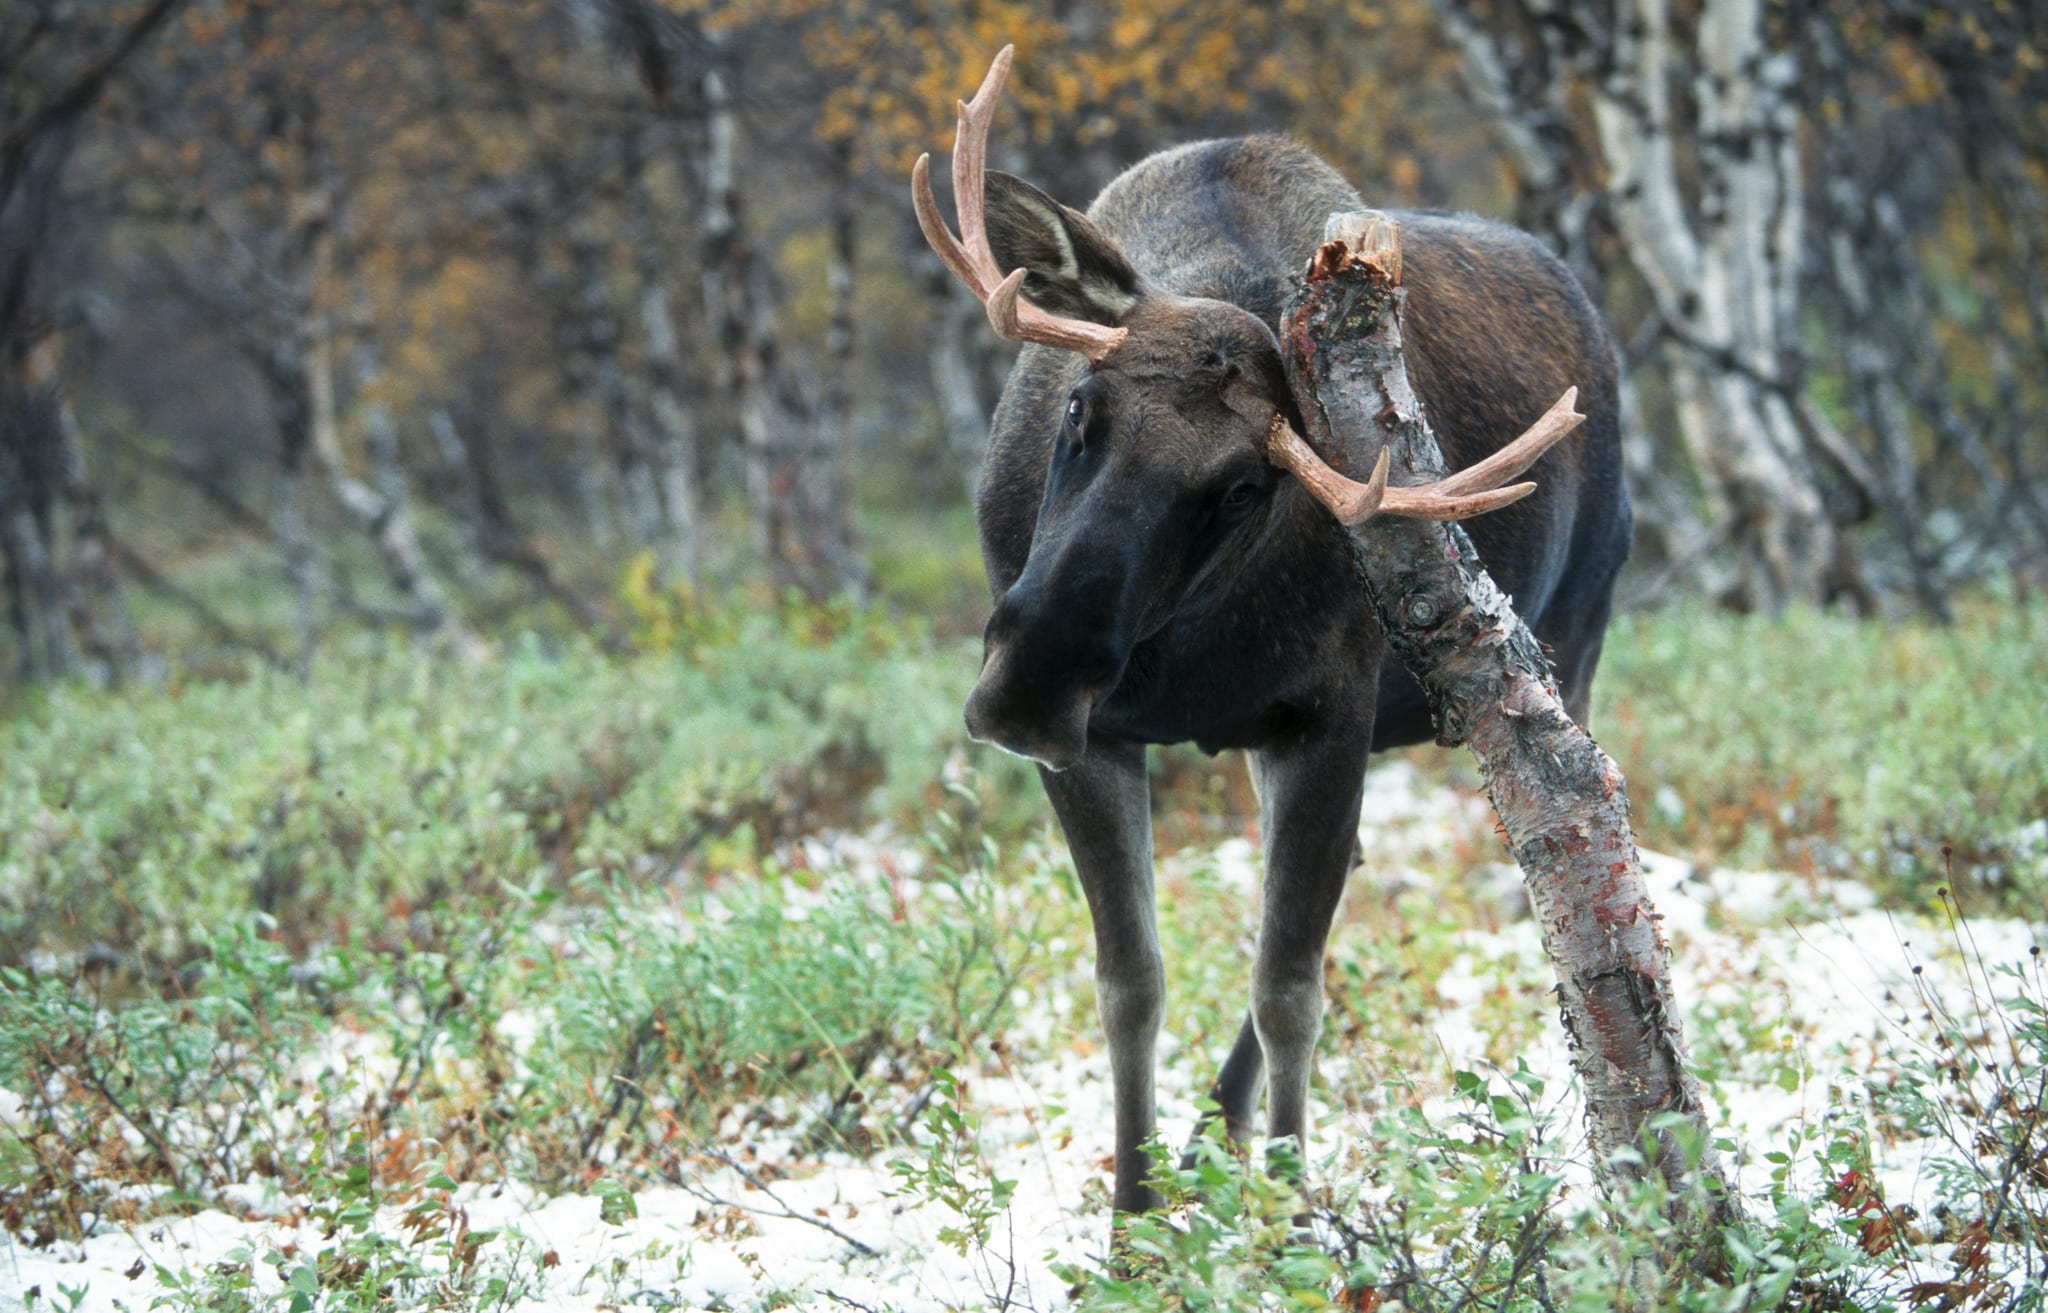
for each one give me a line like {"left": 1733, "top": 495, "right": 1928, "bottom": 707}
{"left": 1425, "top": 0, "right": 2048, "bottom": 609}
{"left": 1427, "top": 0, "right": 1851, "bottom": 612}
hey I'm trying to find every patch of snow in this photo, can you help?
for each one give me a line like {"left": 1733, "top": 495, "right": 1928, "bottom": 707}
{"left": 8, "top": 809, "right": 2042, "bottom": 1312}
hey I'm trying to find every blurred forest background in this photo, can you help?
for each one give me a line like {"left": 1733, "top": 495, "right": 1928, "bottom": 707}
{"left": 3, "top": 0, "right": 2046, "bottom": 688}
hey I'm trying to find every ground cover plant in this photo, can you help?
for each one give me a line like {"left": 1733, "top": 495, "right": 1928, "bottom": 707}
{"left": 1, "top": 590, "right": 2044, "bottom": 1310}
{"left": 1600, "top": 587, "right": 2048, "bottom": 910}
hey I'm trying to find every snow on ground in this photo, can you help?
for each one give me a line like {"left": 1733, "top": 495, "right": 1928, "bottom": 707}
{"left": 4, "top": 760, "right": 2039, "bottom": 1311}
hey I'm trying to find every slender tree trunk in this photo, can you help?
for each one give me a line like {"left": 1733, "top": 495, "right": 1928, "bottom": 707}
{"left": 0, "top": 0, "right": 195, "bottom": 684}
{"left": 574, "top": 422, "right": 621, "bottom": 555}
{"left": 431, "top": 408, "right": 601, "bottom": 627}
{"left": 696, "top": 56, "right": 863, "bottom": 600}
{"left": 303, "top": 294, "right": 477, "bottom": 652}
{"left": 1283, "top": 214, "right": 1734, "bottom": 1230}
{"left": 0, "top": 133, "right": 135, "bottom": 683}
{"left": 638, "top": 272, "right": 701, "bottom": 581}
{"left": 810, "top": 166, "right": 865, "bottom": 594}
{"left": 36, "top": 341, "right": 139, "bottom": 679}
{"left": 697, "top": 62, "right": 797, "bottom": 591}
{"left": 268, "top": 364, "right": 322, "bottom": 674}
{"left": 926, "top": 268, "right": 994, "bottom": 502}
{"left": 568, "top": 217, "right": 664, "bottom": 561}
{"left": 0, "top": 425, "right": 70, "bottom": 681}
{"left": 1429, "top": 0, "right": 1712, "bottom": 587}
{"left": 1595, "top": 0, "right": 1828, "bottom": 612}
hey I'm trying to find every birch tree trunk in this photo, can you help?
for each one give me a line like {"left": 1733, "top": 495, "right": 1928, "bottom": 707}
{"left": 809, "top": 169, "right": 866, "bottom": 593}
{"left": 266, "top": 355, "right": 323, "bottom": 675}
{"left": 1286, "top": 213, "right": 1734, "bottom": 1226}
{"left": 33, "top": 340, "right": 139, "bottom": 680}
{"left": 568, "top": 215, "right": 664, "bottom": 560}
{"left": 1427, "top": 0, "right": 1848, "bottom": 612}
{"left": 303, "top": 290, "right": 478, "bottom": 653}
{"left": 638, "top": 275, "right": 701, "bottom": 581}
{"left": 696, "top": 62, "right": 785, "bottom": 585}
{"left": 0, "top": 0, "right": 185, "bottom": 684}
{"left": 1600, "top": 0, "right": 1825, "bottom": 613}
{"left": 0, "top": 418, "right": 73, "bottom": 681}
{"left": 926, "top": 267, "right": 997, "bottom": 502}
{"left": 1429, "top": 0, "right": 1704, "bottom": 583}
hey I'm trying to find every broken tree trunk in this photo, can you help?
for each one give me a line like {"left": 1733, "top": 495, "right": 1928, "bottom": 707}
{"left": 1274, "top": 212, "right": 1736, "bottom": 1226}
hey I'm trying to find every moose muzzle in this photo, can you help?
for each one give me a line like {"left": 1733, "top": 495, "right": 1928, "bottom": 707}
{"left": 963, "top": 567, "right": 1131, "bottom": 771}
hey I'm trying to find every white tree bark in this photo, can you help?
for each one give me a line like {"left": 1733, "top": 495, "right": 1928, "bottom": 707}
{"left": 303, "top": 290, "right": 478, "bottom": 653}
{"left": 698, "top": 56, "right": 862, "bottom": 599}
{"left": 927, "top": 270, "right": 999, "bottom": 502}
{"left": 638, "top": 277, "right": 701, "bottom": 581}
{"left": 1430, "top": 0, "right": 1844, "bottom": 610}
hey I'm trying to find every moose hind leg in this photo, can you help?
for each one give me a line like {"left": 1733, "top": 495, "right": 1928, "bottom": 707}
{"left": 1247, "top": 729, "right": 1371, "bottom": 1166}
{"left": 1184, "top": 1012, "right": 1264, "bottom": 1167}
{"left": 1038, "top": 737, "right": 1165, "bottom": 1216}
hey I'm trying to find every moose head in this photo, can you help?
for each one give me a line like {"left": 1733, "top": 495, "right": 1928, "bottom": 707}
{"left": 914, "top": 47, "right": 1557, "bottom": 770}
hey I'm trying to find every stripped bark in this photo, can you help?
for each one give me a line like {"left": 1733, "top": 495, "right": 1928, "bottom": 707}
{"left": 1282, "top": 212, "right": 1733, "bottom": 1222}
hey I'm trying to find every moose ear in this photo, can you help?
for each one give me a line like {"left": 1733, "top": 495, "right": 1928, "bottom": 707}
{"left": 983, "top": 172, "right": 1143, "bottom": 326}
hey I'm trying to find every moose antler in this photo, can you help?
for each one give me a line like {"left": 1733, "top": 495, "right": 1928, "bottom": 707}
{"left": 912, "top": 46, "right": 1130, "bottom": 362}
{"left": 1265, "top": 387, "right": 1585, "bottom": 527}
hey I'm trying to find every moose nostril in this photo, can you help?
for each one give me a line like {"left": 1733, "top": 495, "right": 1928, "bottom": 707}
{"left": 962, "top": 669, "right": 1093, "bottom": 772}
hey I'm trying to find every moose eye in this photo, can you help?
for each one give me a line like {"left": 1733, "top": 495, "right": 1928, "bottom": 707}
{"left": 1219, "top": 482, "right": 1261, "bottom": 513}
{"left": 1064, "top": 396, "right": 1085, "bottom": 431}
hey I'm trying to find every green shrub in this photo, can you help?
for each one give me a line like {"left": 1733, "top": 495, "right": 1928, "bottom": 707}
{"left": 1598, "top": 590, "right": 2048, "bottom": 907}
{"left": 0, "top": 812, "right": 1056, "bottom": 1242}
{"left": 0, "top": 613, "right": 1036, "bottom": 961}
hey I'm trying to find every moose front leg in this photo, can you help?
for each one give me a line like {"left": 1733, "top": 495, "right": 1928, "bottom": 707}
{"left": 1247, "top": 725, "right": 1372, "bottom": 1164}
{"left": 1038, "top": 736, "right": 1166, "bottom": 1216}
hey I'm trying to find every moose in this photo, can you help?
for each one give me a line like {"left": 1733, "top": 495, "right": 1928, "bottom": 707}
{"left": 914, "top": 49, "right": 1632, "bottom": 1216}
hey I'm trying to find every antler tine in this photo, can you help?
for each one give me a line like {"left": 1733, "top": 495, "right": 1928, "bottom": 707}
{"left": 950, "top": 44, "right": 1013, "bottom": 294}
{"left": 1264, "top": 389, "right": 1584, "bottom": 527}
{"left": 1265, "top": 416, "right": 1390, "bottom": 525}
{"left": 987, "top": 268, "right": 1134, "bottom": 356}
{"left": 1414, "top": 387, "right": 1583, "bottom": 500}
{"left": 911, "top": 46, "right": 1129, "bottom": 362}
{"left": 911, "top": 154, "right": 977, "bottom": 293}
{"left": 908, "top": 47, "right": 1014, "bottom": 297}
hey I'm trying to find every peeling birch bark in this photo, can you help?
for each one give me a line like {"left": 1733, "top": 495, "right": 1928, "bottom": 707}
{"left": 1282, "top": 212, "right": 1735, "bottom": 1226}
{"left": 1427, "top": 0, "right": 1843, "bottom": 612}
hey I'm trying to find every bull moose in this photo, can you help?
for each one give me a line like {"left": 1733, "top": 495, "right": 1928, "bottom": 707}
{"left": 913, "top": 48, "right": 1632, "bottom": 1216}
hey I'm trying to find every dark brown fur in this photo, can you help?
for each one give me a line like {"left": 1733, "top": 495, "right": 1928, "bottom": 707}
{"left": 958, "top": 133, "right": 1631, "bottom": 1215}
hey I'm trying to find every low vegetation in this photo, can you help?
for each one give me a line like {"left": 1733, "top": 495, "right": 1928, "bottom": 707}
{"left": 1, "top": 587, "right": 2044, "bottom": 1309}
{"left": 1600, "top": 587, "right": 2048, "bottom": 909}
